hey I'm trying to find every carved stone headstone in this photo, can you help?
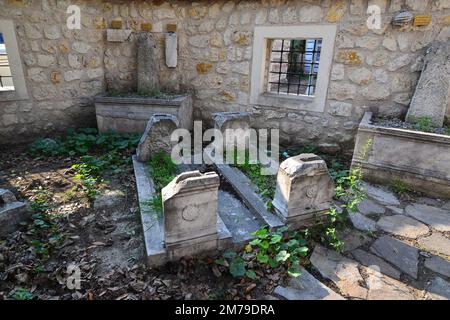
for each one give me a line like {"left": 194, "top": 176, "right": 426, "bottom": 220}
{"left": 212, "top": 112, "right": 251, "bottom": 155}
{"left": 162, "top": 171, "right": 220, "bottom": 249}
{"left": 272, "top": 154, "right": 334, "bottom": 228}
{"left": 136, "top": 114, "right": 179, "bottom": 162}
{"left": 406, "top": 42, "right": 450, "bottom": 127}
{"left": 137, "top": 33, "right": 159, "bottom": 94}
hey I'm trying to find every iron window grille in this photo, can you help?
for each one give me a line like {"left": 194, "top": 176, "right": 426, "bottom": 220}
{"left": 268, "top": 38, "right": 322, "bottom": 97}
{"left": 0, "top": 32, "right": 14, "bottom": 90}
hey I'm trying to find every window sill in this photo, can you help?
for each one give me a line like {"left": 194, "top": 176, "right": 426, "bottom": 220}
{"left": 252, "top": 92, "right": 319, "bottom": 112}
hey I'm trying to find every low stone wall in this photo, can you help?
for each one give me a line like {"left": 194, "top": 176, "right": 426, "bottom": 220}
{"left": 352, "top": 112, "right": 450, "bottom": 198}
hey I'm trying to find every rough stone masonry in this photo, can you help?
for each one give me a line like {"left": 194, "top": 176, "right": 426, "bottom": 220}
{"left": 1, "top": 0, "right": 450, "bottom": 151}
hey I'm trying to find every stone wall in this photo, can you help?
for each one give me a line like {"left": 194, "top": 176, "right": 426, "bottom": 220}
{"left": 1, "top": 0, "right": 449, "bottom": 152}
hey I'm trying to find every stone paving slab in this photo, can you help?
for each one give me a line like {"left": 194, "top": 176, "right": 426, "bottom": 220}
{"left": 425, "top": 256, "right": 450, "bottom": 278}
{"left": 358, "top": 199, "right": 386, "bottom": 215}
{"left": 376, "top": 215, "right": 429, "bottom": 239}
{"left": 405, "top": 204, "right": 450, "bottom": 232}
{"left": 338, "top": 229, "right": 372, "bottom": 253}
{"left": 418, "top": 233, "right": 450, "bottom": 257}
{"left": 363, "top": 183, "right": 400, "bottom": 206}
{"left": 426, "top": 277, "right": 450, "bottom": 300}
{"left": 364, "top": 267, "right": 416, "bottom": 300}
{"left": 310, "top": 245, "right": 368, "bottom": 299}
{"left": 386, "top": 206, "right": 404, "bottom": 215}
{"left": 274, "top": 268, "right": 345, "bottom": 300}
{"left": 370, "top": 236, "right": 419, "bottom": 279}
{"left": 349, "top": 212, "right": 377, "bottom": 232}
{"left": 351, "top": 249, "right": 402, "bottom": 280}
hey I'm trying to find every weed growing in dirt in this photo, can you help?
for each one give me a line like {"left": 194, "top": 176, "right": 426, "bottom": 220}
{"left": 390, "top": 179, "right": 413, "bottom": 195}
{"left": 216, "top": 226, "right": 308, "bottom": 280}
{"left": 146, "top": 152, "right": 177, "bottom": 213}
{"left": 413, "top": 117, "right": 433, "bottom": 133}
{"left": 29, "top": 128, "right": 140, "bottom": 200}
{"left": 29, "top": 190, "right": 63, "bottom": 261}
{"left": 232, "top": 152, "right": 276, "bottom": 209}
{"left": 12, "top": 288, "right": 34, "bottom": 300}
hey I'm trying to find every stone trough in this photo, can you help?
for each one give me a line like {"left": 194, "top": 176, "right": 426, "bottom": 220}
{"left": 94, "top": 95, "right": 192, "bottom": 134}
{"left": 352, "top": 112, "right": 450, "bottom": 198}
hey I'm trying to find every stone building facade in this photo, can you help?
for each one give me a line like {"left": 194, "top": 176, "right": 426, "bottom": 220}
{"left": 0, "top": 0, "right": 449, "bottom": 152}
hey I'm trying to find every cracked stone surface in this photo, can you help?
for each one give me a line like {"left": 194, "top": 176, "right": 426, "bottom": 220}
{"left": 425, "top": 256, "right": 450, "bottom": 278}
{"left": 349, "top": 212, "right": 377, "bottom": 232}
{"left": 310, "top": 245, "right": 368, "bottom": 299}
{"left": 358, "top": 199, "right": 386, "bottom": 215}
{"left": 418, "top": 233, "right": 450, "bottom": 257}
{"left": 405, "top": 204, "right": 450, "bottom": 232}
{"left": 364, "top": 267, "right": 416, "bottom": 300}
{"left": 363, "top": 183, "right": 400, "bottom": 206}
{"left": 376, "top": 215, "right": 429, "bottom": 239}
{"left": 351, "top": 249, "right": 402, "bottom": 280}
{"left": 370, "top": 236, "right": 419, "bottom": 279}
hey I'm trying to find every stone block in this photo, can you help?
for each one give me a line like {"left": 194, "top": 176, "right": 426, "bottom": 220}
{"left": 136, "top": 114, "right": 179, "bottom": 163}
{"left": 0, "top": 201, "right": 29, "bottom": 236}
{"left": 165, "top": 33, "right": 177, "bottom": 68}
{"left": 272, "top": 154, "right": 335, "bottom": 229}
{"left": 162, "top": 171, "right": 220, "bottom": 248}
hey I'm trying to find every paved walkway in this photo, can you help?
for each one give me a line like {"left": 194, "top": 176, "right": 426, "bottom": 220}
{"left": 274, "top": 182, "right": 450, "bottom": 300}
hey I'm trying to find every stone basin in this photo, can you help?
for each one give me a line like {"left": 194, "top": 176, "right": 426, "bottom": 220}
{"left": 352, "top": 112, "right": 450, "bottom": 198}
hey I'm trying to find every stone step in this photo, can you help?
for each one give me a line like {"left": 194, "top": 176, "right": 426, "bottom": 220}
{"left": 0, "top": 201, "right": 29, "bottom": 236}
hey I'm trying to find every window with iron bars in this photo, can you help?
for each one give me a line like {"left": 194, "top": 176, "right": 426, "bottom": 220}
{"left": 267, "top": 38, "right": 322, "bottom": 97}
{"left": 0, "top": 32, "right": 15, "bottom": 91}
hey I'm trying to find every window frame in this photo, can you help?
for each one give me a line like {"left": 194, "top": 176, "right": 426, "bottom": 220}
{"left": 0, "top": 19, "right": 29, "bottom": 101}
{"left": 250, "top": 25, "right": 337, "bottom": 113}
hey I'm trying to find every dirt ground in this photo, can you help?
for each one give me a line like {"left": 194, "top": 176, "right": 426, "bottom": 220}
{"left": 0, "top": 144, "right": 279, "bottom": 300}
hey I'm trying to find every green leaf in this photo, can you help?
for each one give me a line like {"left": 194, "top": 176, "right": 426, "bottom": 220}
{"left": 256, "top": 253, "right": 269, "bottom": 264}
{"left": 229, "top": 257, "right": 246, "bottom": 278}
{"left": 223, "top": 251, "right": 237, "bottom": 259}
{"left": 252, "top": 228, "right": 269, "bottom": 239}
{"left": 258, "top": 240, "right": 270, "bottom": 251}
{"left": 245, "top": 270, "right": 257, "bottom": 280}
{"left": 275, "top": 250, "right": 290, "bottom": 262}
{"left": 215, "top": 258, "right": 228, "bottom": 267}
{"left": 288, "top": 267, "right": 302, "bottom": 278}
{"left": 249, "top": 239, "right": 261, "bottom": 246}
{"left": 268, "top": 258, "right": 279, "bottom": 268}
{"left": 270, "top": 233, "right": 282, "bottom": 244}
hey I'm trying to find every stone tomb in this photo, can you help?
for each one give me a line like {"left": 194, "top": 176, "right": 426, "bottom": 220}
{"left": 272, "top": 154, "right": 334, "bottom": 228}
{"left": 136, "top": 113, "right": 179, "bottom": 163}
